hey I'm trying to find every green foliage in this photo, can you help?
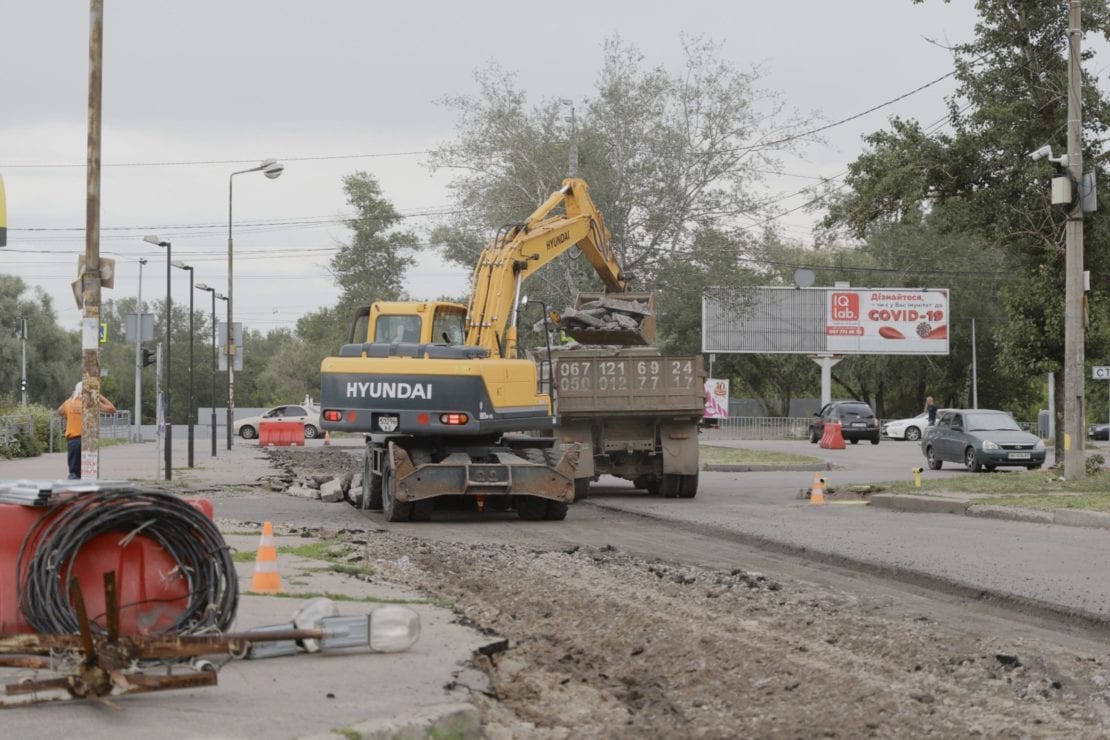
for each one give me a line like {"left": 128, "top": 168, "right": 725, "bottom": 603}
{"left": 428, "top": 35, "right": 812, "bottom": 319}
{"left": 331, "top": 172, "right": 418, "bottom": 313}
{"left": 1085, "top": 454, "right": 1105, "bottom": 477}
{"left": 0, "top": 275, "right": 79, "bottom": 407}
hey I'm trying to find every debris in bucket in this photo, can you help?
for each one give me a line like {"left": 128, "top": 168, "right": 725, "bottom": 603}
{"left": 555, "top": 292, "right": 656, "bottom": 346}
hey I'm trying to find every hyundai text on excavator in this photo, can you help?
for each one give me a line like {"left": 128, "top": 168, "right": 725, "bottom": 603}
{"left": 319, "top": 178, "right": 651, "bottom": 522}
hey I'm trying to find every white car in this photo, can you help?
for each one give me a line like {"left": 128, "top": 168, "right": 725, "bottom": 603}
{"left": 882, "top": 411, "right": 943, "bottom": 442}
{"left": 235, "top": 403, "right": 321, "bottom": 440}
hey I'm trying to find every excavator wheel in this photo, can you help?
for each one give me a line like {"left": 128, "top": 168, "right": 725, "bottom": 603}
{"left": 544, "top": 501, "right": 569, "bottom": 520}
{"left": 381, "top": 463, "right": 413, "bottom": 522}
{"left": 573, "top": 478, "right": 590, "bottom": 502}
{"left": 408, "top": 449, "right": 435, "bottom": 521}
{"left": 516, "top": 496, "right": 549, "bottom": 520}
{"left": 363, "top": 446, "right": 383, "bottom": 511}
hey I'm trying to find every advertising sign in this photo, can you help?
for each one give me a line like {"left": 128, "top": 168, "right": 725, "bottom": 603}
{"left": 704, "top": 378, "right": 729, "bottom": 419}
{"left": 826, "top": 289, "right": 948, "bottom": 354}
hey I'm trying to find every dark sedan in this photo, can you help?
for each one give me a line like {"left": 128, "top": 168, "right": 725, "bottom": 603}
{"left": 1089, "top": 423, "right": 1110, "bottom": 441}
{"left": 921, "top": 409, "right": 1046, "bottom": 472}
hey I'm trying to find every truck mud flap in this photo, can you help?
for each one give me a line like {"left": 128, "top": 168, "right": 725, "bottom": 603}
{"left": 390, "top": 445, "right": 578, "bottom": 504}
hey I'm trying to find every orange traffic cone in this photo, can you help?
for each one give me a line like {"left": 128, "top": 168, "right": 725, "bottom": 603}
{"left": 323, "top": 430, "right": 331, "bottom": 446}
{"left": 249, "top": 521, "right": 283, "bottom": 593}
{"left": 809, "top": 473, "right": 826, "bottom": 505}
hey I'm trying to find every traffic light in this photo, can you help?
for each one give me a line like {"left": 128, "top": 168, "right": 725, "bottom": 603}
{"left": 142, "top": 348, "right": 156, "bottom": 367}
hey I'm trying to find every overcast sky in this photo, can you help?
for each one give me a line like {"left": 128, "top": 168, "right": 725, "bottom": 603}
{"left": 1, "top": 1, "right": 990, "bottom": 334}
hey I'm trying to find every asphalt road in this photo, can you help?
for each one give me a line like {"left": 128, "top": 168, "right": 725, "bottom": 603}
{"left": 587, "top": 437, "right": 1110, "bottom": 622}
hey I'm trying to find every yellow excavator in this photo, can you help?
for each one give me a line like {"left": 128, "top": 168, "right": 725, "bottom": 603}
{"left": 319, "top": 178, "right": 649, "bottom": 522}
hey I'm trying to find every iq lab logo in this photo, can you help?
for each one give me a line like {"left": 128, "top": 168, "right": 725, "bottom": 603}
{"left": 831, "top": 292, "right": 859, "bottom": 321}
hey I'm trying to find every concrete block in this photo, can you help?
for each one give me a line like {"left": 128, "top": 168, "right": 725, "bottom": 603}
{"left": 319, "top": 479, "right": 345, "bottom": 503}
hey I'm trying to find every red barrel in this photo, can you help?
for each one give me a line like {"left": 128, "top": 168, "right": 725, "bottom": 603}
{"left": 0, "top": 498, "right": 212, "bottom": 635}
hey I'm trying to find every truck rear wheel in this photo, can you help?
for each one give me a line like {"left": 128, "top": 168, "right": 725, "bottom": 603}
{"left": 677, "top": 473, "right": 698, "bottom": 498}
{"left": 660, "top": 474, "right": 682, "bottom": 498}
{"left": 381, "top": 463, "right": 413, "bottom": 522}
{"left": 573, "top": 478, "right": 590, "bottom": 502}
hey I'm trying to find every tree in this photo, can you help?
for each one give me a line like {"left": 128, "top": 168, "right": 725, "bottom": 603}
{"left": 822, "top": 1, "right": 1110, "bottom": 436}
{"left": 329, "top": 171, "right": 419, "bottom": 313}
{"left": 428, "top": 36, "right": 814, "bottom": 322}
{"left": 0, "top": 275, "right": 78, "bottom": 407}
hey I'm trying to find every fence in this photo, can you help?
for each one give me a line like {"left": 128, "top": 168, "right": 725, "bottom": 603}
{"left": 700, "top": 416, "right": 814, "bottom": 440}
{"left": 47, "top": 411, "right": 132, "bottom": 451}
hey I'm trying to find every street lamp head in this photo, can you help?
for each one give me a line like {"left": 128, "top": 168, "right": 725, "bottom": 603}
{"left": 262, "top": 161, "right": 284, "bottom": 180}
{"left": 172, "top": 261, "right": 192, "bottom": 271}
{"left": 215, "top": 293, "right": 227, "bottom": 302}
{"left": 195, "top": 283, "right": 213, "bottom": 292}
{"left": 144, "top": 234, "right": 169, "bottom": 247}
{"left": 139, "top": 257, "right": 148, "bottom": 266}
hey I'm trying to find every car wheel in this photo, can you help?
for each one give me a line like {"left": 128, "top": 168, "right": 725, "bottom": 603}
{"left": 984, "top": 465, "right": 996, "bottom": 472}
{"left": 1027, "top": 464, "right": 1042, "bottom": 471}
{"left": 870, "top": 435, "right": 880, "bottom": 445}
{"left": 808, "top": 426, "right": 820, "bottom": 443}
{"left": 926, "top": 446, "right": 942, "bottom": 470}
{"left": 303, "top": 424, "right": 319, "bottom": 439}
{"left": 849, "top": 438, "right": 859, "bottom": 445}
{"left": 239, "top": 425, "right": 256, "bottom": 440}
{"left": 964, "top": 447, "right": 982, "bottom": 473}
{"left": 904, "top": 426, "right": 921, "bottom": 442}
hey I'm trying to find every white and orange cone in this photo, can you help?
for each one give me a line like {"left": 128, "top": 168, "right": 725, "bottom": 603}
{"left": 249, "top": 521, "right": 284, "bottom": 593}
{"left": 809, "top": 473, "right": 826, "bottom": 505}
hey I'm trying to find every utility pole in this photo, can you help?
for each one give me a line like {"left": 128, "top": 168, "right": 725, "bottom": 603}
{"left": 81, "top": 0, "right": 104, "bottom": 480}
{"left": 18, "top": 317, "right": 27, "bottom": 406}
{"left": 1063, "top": 0, "right": 1085, "bottom": 479}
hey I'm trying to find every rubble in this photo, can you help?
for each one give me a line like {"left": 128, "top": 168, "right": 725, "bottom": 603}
{"left": 556, "top": 292, "right": 656, "bottom": 346}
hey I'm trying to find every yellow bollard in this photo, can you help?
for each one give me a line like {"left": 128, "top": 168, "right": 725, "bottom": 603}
{"left": 912, "top": 466, "right": 923, "bottom": 488}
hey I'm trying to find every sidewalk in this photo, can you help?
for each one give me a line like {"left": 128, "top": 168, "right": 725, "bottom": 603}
{"left": 0, "top": 440, "right": 491, "bottom": 739}
{"left": 869, "top": 490, "right": 1110, "bottom": 531}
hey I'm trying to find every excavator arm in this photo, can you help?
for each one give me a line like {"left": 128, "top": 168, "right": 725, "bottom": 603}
{"left": 464, "top": 178, "right": 627, "bottom": 355}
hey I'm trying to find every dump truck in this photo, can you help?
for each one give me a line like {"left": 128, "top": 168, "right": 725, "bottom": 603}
{"left": 534, "top": 291, "right": 705, "bottom": 500}
{"left": 319, "top": 178, "right": 651, "bottom": 522}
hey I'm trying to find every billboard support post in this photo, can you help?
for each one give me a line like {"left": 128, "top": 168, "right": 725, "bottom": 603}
{"left": 811, "top": 354, "right": 842, "bottom": 407}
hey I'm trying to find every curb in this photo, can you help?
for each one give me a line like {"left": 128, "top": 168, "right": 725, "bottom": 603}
{"left": 870, "top": 493, "right": 1110, "bottom": 531}
{"left": 704, "top": 463, "right": 830, "bottom": 472}
{"left": 301, "top": 703, "right": 481, "bottom": 740}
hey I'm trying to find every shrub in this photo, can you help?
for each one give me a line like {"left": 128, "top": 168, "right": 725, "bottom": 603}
{"left": 1085, "top": 453, "right": 1105, "bottom": 476}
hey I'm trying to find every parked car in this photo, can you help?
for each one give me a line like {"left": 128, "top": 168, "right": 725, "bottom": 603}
{"left": 921, "top": 409, "right": 1045, "bottom": 472}
{"left": 1088, "top": 422, "right": 1110, "bottom": 441}
{"left": 809, "top": 401, "right": 880, "bottom": 445}
{"left": 235, "top": 404, "right": 321, "bottom": 440}
{"left": 882, "top": 409, "right": 950, "bottom": 441}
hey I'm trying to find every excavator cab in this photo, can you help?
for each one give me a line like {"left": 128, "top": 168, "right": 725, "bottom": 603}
{"left": 347, "top": 302, "right": 468, "bottom": 345}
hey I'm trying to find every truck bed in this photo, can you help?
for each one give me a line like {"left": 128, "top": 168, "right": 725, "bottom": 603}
{"left": 548, "top": 349, "right": 705, "bottom": 417}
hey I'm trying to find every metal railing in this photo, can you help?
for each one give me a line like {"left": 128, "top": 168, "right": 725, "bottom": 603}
{"left": 48, "top": 411, "right": 133, "bottom": 450}
{"left": 700, "top": 416, "right": 814, "bottom": 440}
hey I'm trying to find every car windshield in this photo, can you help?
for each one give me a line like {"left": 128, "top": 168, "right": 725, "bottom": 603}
{"left": 965, "top": 412, "right": 1021, "bottom": 432}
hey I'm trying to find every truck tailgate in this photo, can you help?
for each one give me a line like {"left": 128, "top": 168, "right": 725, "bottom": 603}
{"left": 553, "top": 355, "right": 705, "bottom": 416}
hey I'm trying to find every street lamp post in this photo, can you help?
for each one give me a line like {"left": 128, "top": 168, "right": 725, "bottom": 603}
{"left": 144, "top": 234, "right": 172, "bottom": 481}
{"left": 133, "top": 257, "right": 147, "bottom": 442}
{"left": 196, "top": 284, "right": 226, "bottom": 457}
{"left": 227, "top": 158, "right": 283, "bottom": 450}
{"left": 173, "top": 260, "right": 195, "bottom": 468}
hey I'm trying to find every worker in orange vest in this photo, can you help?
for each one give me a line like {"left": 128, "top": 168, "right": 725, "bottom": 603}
{"left": 56, "top": 381, "right": 116, "bottom": 480}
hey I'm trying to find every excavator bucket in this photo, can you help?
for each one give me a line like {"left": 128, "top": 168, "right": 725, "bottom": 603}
{"left": 560, "top": 292, "right": 655, "bottom": 346}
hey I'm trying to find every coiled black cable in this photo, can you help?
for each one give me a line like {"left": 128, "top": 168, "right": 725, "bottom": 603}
{"left": 17, "top": 489, "right": 238, "bottom": 635}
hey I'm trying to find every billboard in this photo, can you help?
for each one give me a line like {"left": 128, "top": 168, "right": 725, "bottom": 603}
{"left": 703, "top": 287, "right": 949, "bottom": 356}
{"left": 704, "top": 378, "right": 729, "bottom": 419}
{"left": 826, "top": 289, "right": 948, "bottom": 354}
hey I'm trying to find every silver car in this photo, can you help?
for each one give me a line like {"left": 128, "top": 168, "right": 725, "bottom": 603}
{"left": 235, "top": 404, "right": 321, "bottom": 440}
{"left": 921, "top": 409, "right": 1045, "bottom": 472}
